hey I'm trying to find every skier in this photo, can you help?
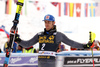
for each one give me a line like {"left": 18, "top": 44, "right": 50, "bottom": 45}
{"left": 14, "top": 14, "right": 93, "bottom": 67}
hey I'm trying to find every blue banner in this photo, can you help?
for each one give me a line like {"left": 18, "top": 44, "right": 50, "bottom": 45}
{"left": 0, "top": 55, "right": 38, "bottom": 67}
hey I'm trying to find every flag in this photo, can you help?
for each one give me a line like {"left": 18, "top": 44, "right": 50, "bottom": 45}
{"left": 51, "top": 2, "right": 61, "bottom": 17}
{"left": 85, "top": 3, "right": 88, "bottom": 17}
{"left": 36, "top": 2, "right": 46, "bottom": 12}
{"left": 89, "top": 3, "right": 96, "bottom": 17}
{"left": 51, "top": 2, "right": 58, "bottom": 7}
{"left": 76, "top": 3, "right": 81, "bottom": 17}
{"left": 0, "top": 25, "right": 9, "bottom": 38}
{"left": 95, "top": 3, "right": 100, "bottom": 16}
{"left": 36, "top": 5, "right": 45, "bottom": 11}
{"left": 58, "top": 2, "right": 61, "bottom": 17}
{"left": 64, "top": 2, "right": 68, "bottom": 16}
{"left": 6, "top": 0, "right": 12, "bottom": 14}
{"left": 14, "top": 0, "right": 17, "bottom": 3}
{"left": 69, "top": 3, "right": 74, "bottom": 17}
{"left": 33, "top": 1, "right": 38, "bottom": 6}
{"left": 89, "top": 31, "right": 96, "bottom": 43}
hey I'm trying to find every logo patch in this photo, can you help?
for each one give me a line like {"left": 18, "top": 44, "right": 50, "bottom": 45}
{"left": 49, "top": 35, "right": 54, "bottom": 40}
{"left": 46, "top": 16, "right": 50, "bottom": 19}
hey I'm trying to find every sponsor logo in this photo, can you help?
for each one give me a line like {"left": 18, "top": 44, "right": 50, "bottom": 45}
{"left": 38, "top": 56, "right": 50, "bottom": 59}
{"left": 10, "top": 57, "right": 22, "bottom": 64}
{"left": 29, "top": 57, "right": 38, "bottom": 63}
{"left": 39, "top": 35, "right": 55, "bottom": 43}
{"left": 40, "top": 51, "right": 53, "bottom": 55}
{"left": 41, "top": 51, "right": 45, "bottom": 54}
{"left": 39, "top": 51, "right": 56, "bottom": 56}
{"left": 76, "top": 58, "right": 100, "bottom": 64}
{"left": 49, "top": 35, "right": 54, "bottom": 40}
{"left": 64, "top": 57, "right": 100, "bottom": 65}
{"left": 47, "top": 56, "right": 50, "bottom": 59}
{"left": 46, "top": 16, "right": 49, "bottom": 19}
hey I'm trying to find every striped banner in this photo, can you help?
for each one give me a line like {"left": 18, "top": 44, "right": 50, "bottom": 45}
{"left": 76, "top": 3, "right": 81, "bottom": 17}
{"left": 64, "top": 2, "right": 68, "bottom": 16}
{"left": 89, "top": 3, "right": 96, "bottom": 17}
{"left": 58, "top": 2, "right": 61, "bottom": 17}
{"left": 6, "top": 0, "right": 12, "bottom": 14}
{"left": 95, "top": 3, "right": 100, "bottom": 16}
{"left": 85, "top": 3, "right": 88, "bottom": 17}
{"left": 69, "top": 3, "right": 74, "bottom": 17}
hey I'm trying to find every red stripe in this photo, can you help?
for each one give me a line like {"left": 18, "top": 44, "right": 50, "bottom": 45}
{"left": 7, "top": 34, "right": 9, "bottom": 38}
{"left": 6, "top": 0, "right": 9, "bottom": 14}
{"left": 58, "top": 3, "right": 61, "bottom": 17}
{"left": 93, "top": 60, "right": 95, "bottom": 67}
{"left": 85, "top": 3, "right": 88, "bottom": 17}
{"left": 65, "top": 3, "right": 68, "bottom": 15}
{"left": 0, "top": 29, "right": 4, "bottom": 32}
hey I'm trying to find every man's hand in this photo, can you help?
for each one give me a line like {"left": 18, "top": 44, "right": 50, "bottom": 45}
{"left": 15, "top": 34, "right": 21, "bottom": 43}
{"left": 83, "top": 42, "right": 94, "bottom": 49}
{"left": 10, "top": 26, "right": 21, "bottom": 43}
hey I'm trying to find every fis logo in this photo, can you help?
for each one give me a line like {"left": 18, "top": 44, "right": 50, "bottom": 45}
{"left": 46, "top": 16, "right": 50, "bottom": 19}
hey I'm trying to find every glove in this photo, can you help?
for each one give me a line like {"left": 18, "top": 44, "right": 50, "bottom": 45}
{"left": 14, "top": 34, "right": 21, "bottom": 43}
{"left": 10, "top": 25, "right": 18, "bottom": 33}
{"left": 83, "top": 42, "right": 93, "bottom": 49}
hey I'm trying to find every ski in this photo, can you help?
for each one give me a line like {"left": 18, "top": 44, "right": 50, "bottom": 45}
{"left": 3, "top": 0, "right": 24, "bottom": 67}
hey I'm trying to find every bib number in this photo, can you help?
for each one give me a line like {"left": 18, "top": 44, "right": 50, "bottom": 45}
{"left": 41, "top": 43, "right": 46, "bottom": 50}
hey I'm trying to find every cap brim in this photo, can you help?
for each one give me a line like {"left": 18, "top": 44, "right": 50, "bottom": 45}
{"left": 42, "top": 19, "right": 54, "bottom": 21}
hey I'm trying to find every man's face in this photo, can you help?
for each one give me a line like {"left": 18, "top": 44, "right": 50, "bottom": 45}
{"left": 44, "top": 20, "right": 55, "bottom": 31}
{"left": 18, "top": 46, "right": 22, "bottom": 50}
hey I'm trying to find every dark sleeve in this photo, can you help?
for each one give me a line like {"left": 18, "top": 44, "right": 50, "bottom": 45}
{"left": 0, "top": 49, "right": 1, "bottom": 53}
{"left": 34, "top": 49, "right": 37, "bottom": 53}
{"left": 19, "top": 33, "right": 38, "bottom": 48}
{"left": 58, "top": 32, "right": 84, "bottom": 49}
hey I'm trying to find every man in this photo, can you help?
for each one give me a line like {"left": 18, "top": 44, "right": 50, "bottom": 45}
{"left": 23, "top": 46, "right": 36, "bottom": 53}
{"left": 4, "top": 41, "right": 17, "bottom": 53}
{"left": 14, "top": 14, "right": 93, "bottom": 67}
{"left": 16, "top": 45, "right": 23, "bottom": 53}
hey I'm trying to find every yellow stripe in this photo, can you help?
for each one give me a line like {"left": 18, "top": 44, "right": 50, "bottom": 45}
{"left": 90, "top": 3, "right": 95, "bottom": 17}
{"left": 18, "top": 0, "right": 24, "bottom": 3}
{"left": 69, "top": 3, "right": 74, "bottom": 17}
{"left": 9, "top": 0, "right": 12, "bottom": 14}
{"left": 16, "top": 0, "right": 24, "bottom": 14}
{"left": 16, "top": 5, "right": 22, "bottom": 14}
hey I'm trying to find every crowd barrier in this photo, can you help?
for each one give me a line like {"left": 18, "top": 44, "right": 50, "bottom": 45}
{"left": 56, "top": 51, "right": 100, "bottom": 67}
{"left": 0, "top": 51, "right": 100, "bottom": 67}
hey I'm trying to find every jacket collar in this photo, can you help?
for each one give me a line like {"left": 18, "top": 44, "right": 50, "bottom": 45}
{"left": 44, "top": 25, "right": 57, "bottom": 35}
